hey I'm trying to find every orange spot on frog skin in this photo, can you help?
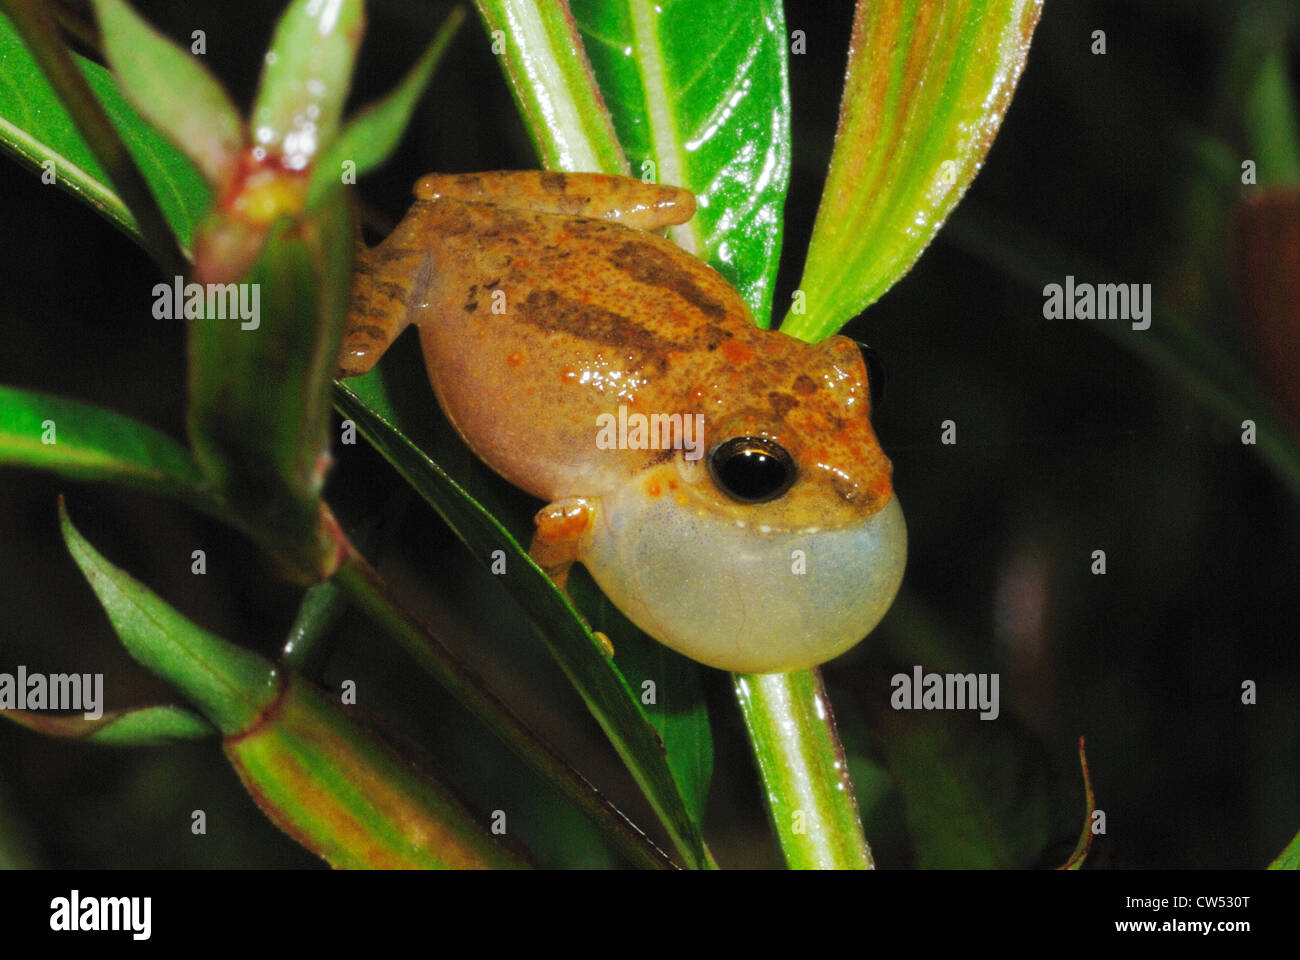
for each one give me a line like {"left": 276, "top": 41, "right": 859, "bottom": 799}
{"left": 561, "top": 368, "right": 579, "bottom": 385}
{"left": 721, "top": 339, "right": 754, "bottom": 365}
{"left": 646, "top": 480, "right": 662, "bottom": 497}
{"left": 507, "top": 350, "right": 525, "bottom": 367}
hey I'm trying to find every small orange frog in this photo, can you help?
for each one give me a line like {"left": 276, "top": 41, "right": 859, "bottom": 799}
{"left": 339, "top": 171, "right": 905, "bottom": 673}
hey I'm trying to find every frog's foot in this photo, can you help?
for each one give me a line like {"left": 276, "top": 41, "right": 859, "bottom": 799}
{"left": 413, "top": 171, "right": 696, "bottom": 233}
{"left": 528, "top": 497, "right": 596, "bottom": 593}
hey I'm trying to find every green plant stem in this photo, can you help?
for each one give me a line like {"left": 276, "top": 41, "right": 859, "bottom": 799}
{"left": 734, "top": 668, "right": 873, "bottom": 869}
{"left": 0, "top": 0, "right": 185, "bottom": 275}
{"left": 332, "top": 544, "right": 677, "bottom": 870}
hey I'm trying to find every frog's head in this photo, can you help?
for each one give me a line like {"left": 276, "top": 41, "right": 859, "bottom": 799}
{"left": 581, "top": 334, "right": 907, "bottom": 673}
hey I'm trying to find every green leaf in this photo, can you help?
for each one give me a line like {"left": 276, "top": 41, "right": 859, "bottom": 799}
{"left": 309, "top": 6, "right": 466, "bottom": 207}
{"left": 60, "top": 503, "right": 526, "bottom": 868}
{"left": 734, "top": 669, "right": 873, "bottom": 869}
{"left": 782, "top": 0, "right": 1044, "bottom": 341}
{"left": 59, "top": 499, "right": 279, "bottom": 735}
{"left": 90, "top": 0, "right": 243, "bottom": 189}
{"left": 1269, "top": 828, "right": 1300, "bottom": 869}
{"left": 251, "top": 0, "right": 365, "bottom": 172}
{"left": 0, "top": 384, "right": 207, "bottom": 501}
{"left": 280, "top": 579, "right": 348, "bottom": 678}
{"left": 2, "top": 704, "right": 214, "bottom": 746}
{"left": 572, "top": 0, "right": 792, "bottom": 322}
{"left": 186, "top": 190, "right": 355, "bottom": 577}
{"left": 472, "top": 0, "right": 628, "bottom": 174}
{"left": 0, "top": 9, "right": 211, "bottom": 252}
{"left": 227, "top": 673, "right": 529, "bottom": 869}
{"left": 335, "top": 370, "right": 714, "bottom": 869}
{"left": 570, "top": 569, "right": 713, "bottom": 826}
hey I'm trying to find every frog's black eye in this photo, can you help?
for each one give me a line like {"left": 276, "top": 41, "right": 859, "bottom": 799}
{"left": 855, "top": 341, "right": 886, "bottom": 406}
{"left": 708, "top": 437, "right": 797, "bottom": 504}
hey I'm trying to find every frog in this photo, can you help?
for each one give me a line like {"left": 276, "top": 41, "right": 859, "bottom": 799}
{"left": 338, "top": 171, "right": 906, "bottom": 674}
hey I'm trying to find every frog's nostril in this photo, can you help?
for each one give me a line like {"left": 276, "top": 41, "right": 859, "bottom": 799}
{"left": 831, "top": 474, "right": 861, "bottom": 503}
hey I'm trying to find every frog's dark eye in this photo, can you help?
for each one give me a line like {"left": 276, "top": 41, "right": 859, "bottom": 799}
{"left": 855, "top": 341, "right": 886, "bottom": 406}
{"left": 708, "top": 437, "right": 797, "bottom": 504}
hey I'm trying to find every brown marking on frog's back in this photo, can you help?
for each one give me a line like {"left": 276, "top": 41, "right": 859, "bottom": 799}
{"left": 516, "top": 288, "right": 688, "bottom": 370}
{"left": 793, "top": 374, "right": 818, "bottom": 395}
{"left": 606, "top": 242, "right": 727, "bottom": 320}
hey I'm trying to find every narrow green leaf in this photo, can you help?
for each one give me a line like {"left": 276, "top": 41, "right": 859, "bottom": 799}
{"left": 281, "top": 579, "right": 348, "bottom": 678}
{"left": 227, "top": 673, "right": 530, "bottom": 869}
{"left": 472, "top": 0, "right": 628, "bottom": 174}
{"left": 0, "top": 384, "right": 207, "bottom": 501}
{"left": 1059, "top": 737, "right": 1095, "bottom": 870}
{"left": 572, "top": 0, "right": 792, "bottom": 322}
{"left": 1235, "top": 13, "right": 1300, "bottom": 187}
{"left": 782, "top": 0, "right": 1043, "bottom": 341}
{"left": 2, "top": 704, "right": 214, "bottom": 746}
{"left": 333, "top": 546, "right": 676, "bottom": 870}
{"left": 60, "top": 503, "right": 527, "bottom": 868}
{"left": 735, "top": 669, "right": 873, "bottom": 869}
{"left": 570, "top": 571, "right": 713, "bottom": 826}
{"left": 641, "top": 646, "right": 713, "bottom": 827}
{"left": 0, "top": 4, "right": 201, "bottom": 261}
{"left": 59, "top": 499, "right": 279, "bottom": 734}
{"left": 90, "top": 0, "right": 243, "bottom": 189}
{"left": 251, "top": 0, "right": 365, "bottom": 172}
{"left": 335, "top": 374, "right": 713, "bottom": 869}
{"left": 309, "top": 6, "right": 466, "bottom": 207}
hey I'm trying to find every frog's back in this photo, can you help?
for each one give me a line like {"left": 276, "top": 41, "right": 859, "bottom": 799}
{"left": 408, "top": 199, "right": 761, "bottom": 501}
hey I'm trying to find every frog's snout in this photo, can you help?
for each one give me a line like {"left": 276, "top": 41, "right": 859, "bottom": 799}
{"left": 581, "top": 485, "right": 907, "bottom": 673}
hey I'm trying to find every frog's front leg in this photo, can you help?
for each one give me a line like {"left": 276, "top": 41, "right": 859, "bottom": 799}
{"left": 529, "top": 497, "right": 597, "bottom": 591}
{"left": 337, "top": 241, "right": 437, "bottom": 378}
{"left": 530, "top": 497, "right": 616, "bottom": 657}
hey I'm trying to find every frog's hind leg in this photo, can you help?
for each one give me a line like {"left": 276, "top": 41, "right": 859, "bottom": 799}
{"left": 337, "top": 240, "right": 436, "bottom": 378}
{"left": 413, "top": 171, "right": 696, "bottom": 232}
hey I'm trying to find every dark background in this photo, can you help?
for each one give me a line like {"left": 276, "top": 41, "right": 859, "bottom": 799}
{"left": 0, "top": 0, "right": 1297, "bottom": 868}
